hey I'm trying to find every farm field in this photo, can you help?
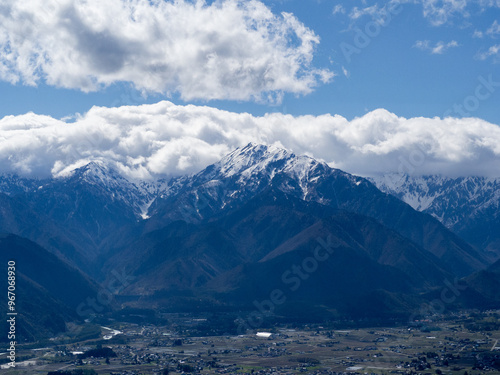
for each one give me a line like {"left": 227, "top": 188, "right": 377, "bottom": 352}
{"left": 3, "top": 311, "right": 500, "bottom": 375}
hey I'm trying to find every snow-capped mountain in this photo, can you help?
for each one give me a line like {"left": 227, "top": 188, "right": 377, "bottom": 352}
{"left": 60, "top": 161, "right": 155, "bottom": 217}
{"left": 207, "top": 143, "right": 361, "bottom": 201}
{"left": 371, "top": 173, "right": 500, "bottom": 261}
{"left": 147, "top": 143, "right": 486, "bottom": 277}
{"left": 2, "top": 143, "right": 498, "bottom": 335}
{"left": 146, "top": 142, "right": 366, "bottom": 225}
{"left": 371, "top": 174, "right": 500, "bottom": 225}
{"left": 0, "top": 161, "right": 167, "bottom": 220}
{"left": 0, "top": 143, "right": 489, "bottom": 277}
{"left": 0, "top": 161, "right": 171, "bottom": 269}
{"left": 0, "top": 174, "right": 48, "bottom": 196}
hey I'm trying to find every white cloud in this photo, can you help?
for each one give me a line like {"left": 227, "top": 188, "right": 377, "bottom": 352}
{"left": 348, "top": 0, "right": 499, "bottom": 28}
{"left": 414, "top": 0, "right": 500, "bottom": 26}
{"left": 469, "top": 20, "right": 500, "bottom": 41}
{"left": 477, "top": 44, "right": 500, "bottom": 60}
{"left": 414, "top": 40, "right": 431, "bottom": 49}
{"left": 421, "top": 0, "right": 469, "bottom": 26}
{"left": 414, "top": 39, "right": 459, "bottom": 54}
{"left": 348, "top": 3, "right": 398, "bottom": 25}
{"left": 0, "top": 0, "right": 332, "bottom": 103}
{"left": 478, "top": 0, "right": 500, "bottom": 8}
{"left": 487, "top": 20, "right": 500, "bottom": 36}
{"left": 1, "top": 101, "right": 500, "bottom": 180}
{"left": 473, "top": 30, "right": 484, "bottom": 38}
{"left": 332, "top": 4, "right": 346, "bottom": 15}
{"left": 349, "top": 5, "right": 381, "bottom": 20}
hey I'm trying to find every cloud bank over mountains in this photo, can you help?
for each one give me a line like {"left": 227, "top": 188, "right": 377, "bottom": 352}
{"left": 0, "top": 0, "right": 331, "bottom": 103}
{"left": 1, "top": 101, "right": 499, "bottom": 179}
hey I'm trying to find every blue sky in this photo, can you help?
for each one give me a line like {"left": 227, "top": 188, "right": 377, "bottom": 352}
{"left": 0, "top": 0, "right": 499, "bottom": 123}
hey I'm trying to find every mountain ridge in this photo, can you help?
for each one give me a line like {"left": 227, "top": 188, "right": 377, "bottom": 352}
{"left": 371, "top": 173, "right": 500, "bottom": 262}
{"left": 0, "top": 143, "right": 499, "bottom": 338}
{"left": 0, "top": 143, "right": 489, "bottom": 276}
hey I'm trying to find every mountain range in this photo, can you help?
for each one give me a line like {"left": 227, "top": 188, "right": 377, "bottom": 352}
{"left": 0, "top": 143, "right": 498, "bottom": 340}
{"left": 371, "top": 174, "right": 500, "bottom": 262}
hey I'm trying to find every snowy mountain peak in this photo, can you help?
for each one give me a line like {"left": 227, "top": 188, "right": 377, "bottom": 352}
{"left": 52, "top": 161, "right": 158, "bottom": 218}
{"left": 66, "top": 161, "right": 146, "bottom": 192}
{"left": 371, "top": 174, "right": 500, "bottom": 231}
{"left": 214, "top": 143, "right": 293, "bottom": 178}
{"left": 209, "top": 143, "right": 326, "bottom": 182}
{"left": 370, "top": 173, "right": 500, "bottom": 259}
{"left": 70, "top": 161, "right": 117, "bottom": 181}
{"left": 153, "top": 142, "right": 342, "bottom": 220}
{"left": 371, "top": 173, "right": 500, "bottom": 216}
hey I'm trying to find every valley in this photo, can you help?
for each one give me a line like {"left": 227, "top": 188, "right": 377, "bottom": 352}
{"left": 2, "top": 311, "right": 500, "bottom": 374}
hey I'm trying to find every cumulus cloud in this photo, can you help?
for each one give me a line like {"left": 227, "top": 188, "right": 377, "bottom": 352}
{"left": 1, "top": 101, "right": 500, "bottom": 179}
{"left": 414, "top": 40, "right": 459, "bottom": 54}
{"left": 0, "top": 0, "right": 332, "bottom": 103}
